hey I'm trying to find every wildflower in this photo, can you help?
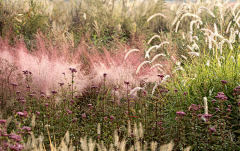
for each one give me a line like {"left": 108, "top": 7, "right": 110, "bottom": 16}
{"left": 103, "top": 73, "right": 107, "bottom": 77}
{"left": 215, "top": 108, "right": 220, "bottom": 111}
{"left": 175, "top": 117, "right": 178, "bottom": 120}
{"left": 45, "top": 103, "right": 49, "bottom": 107}
{"left": 215, "top": 92, "right": 228, "bottom": 100}
{"left": 21, "top": 100, "right": 26, "bottom": 104}
{"left": 51, "top": 90, "right": 57, "bottom": 94}
{"left": 22, "top": 126, "right": 31, "bottom": 131}
{"left": 9, "top": 133, "right": 21, "bottom": 141}
{"left": 29, "top": 94, "right": 34, "bottom": 97}
{"left": 211, "top": 100, "right": 216, "bottom": 103}
{"left": 174, "top": 89, "right": 178, "bottom": 93}
{"left": 40, "top": 94, "right": 45, "bottom": 97}
{"left": 110, "top": 116, "right": 115, "bottom": 119}
{"left": 220, "top": 80, "right": 227, "bottom": 84}
{"left": 124, "top": 81, "right": 130, "bottom": 85}
{"left": 203, "top": 114, "right": 212, "bottom": 119}
{"left": 176, "top": 111, "right": 186, "bottom": 116}
{"left": 59, "top": 83, "right": 64, "bottom": 86}
{"left": 16, "top": 112, "right": 26, "bottom": 117}
{"left": 69, "top": 68, "right": 77, "bottom": 73}
{"left": 183, "top": 92, "right": 187, "bottom": 96}
{"left": 157, "top": 122, "right": 162, "bottom": 126}
{"left": 72, "top": 118, "right": 77, "bottom": 123}
{"left": 35, "top": 111, "right": 40, "bottom": 115}
{"left": 227, "top": 108, "right": 231, "bottom": 112}
{"left": 62, "top": 72, "right": 65, "bottom": 75}
{"left": 228, "top": 105, "right": 231, "bottom": 108}
{"left": 67, "top": 110, "right": 72, "bottom": 114}
{"left": 104, "top": 117, "right": 108, "bottom": 121}
{"left": 209, "top": 127, "right": 217, "bottom": 133}
{"left": 0, "top": 119, "right": 6, "bottom": 124}
{"left": 16, "top": 91, "right": 20, "bottom": 94}
{"left": 23, "top": 70, "right": 28, "bottom": 74}
{"left": 82, "top": 114, "right": 86, "bottom": 118}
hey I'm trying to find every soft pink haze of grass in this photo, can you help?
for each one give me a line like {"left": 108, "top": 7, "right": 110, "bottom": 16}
{"left": 0, "top": 35, "right": 164, "bottom": 98}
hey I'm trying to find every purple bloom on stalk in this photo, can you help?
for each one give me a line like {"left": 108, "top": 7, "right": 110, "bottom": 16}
{"left": 175, "top": 117, "right": 178, "bottom": 121}
{"left": 69, "top": 68, "right": 77, "bottom": 73}
{"left": 45, "top": 103, "right": 49, "bottom": 107}
{"left": 209, "top": 127, "right": 217, "bottom": 133}
{"left": 197, "top": 114, "right": 202, "bottom": 119}
{"left": 215, "top": 108, "right": 220, "bottom": 112}
{"left": 9, "top": 133, "right": 21, "bottom": 141}
{"left": 227, "top": 108, "right": 231, "bottom": 112}
{"left": 40, "top": 94, "right": 45, "bottom": 98}
{"left": 228, "top": 105, "right": 231, "bottom": 108}
{"left": 203, "top": 114, "right": 212, "bottom": 119}
{"left": 22, "top": 126, "right": 31, "bottom": 131}
{"left": 174, "top": 89, "right": 178, "bottom": 93}
{"left": 0, "top": 119, "right": 6, "bottom": 124}
{"left": 215, "top": 92, "right": 228, "bottom": 100}
{"left": 16, "top": 91, "right": 21, "bottom": 94}
{"left": 103, "top": 73, "right": 107, "bottom": 77}
{"left": 211, "top": 100, "right": 216, "bottom": 103}
{"left": 220, "top": 80, "right": 227, "bottom": 84}
{"left": 110, "top": 116, "right": 115, "bottom": 119}
{"left": 23, "top": 70, "right": 28, "bottom": 74}
{"left": 16, "top": 112, "right": 26, "bottom": 117}
{"left": 29, "top": 94, "right": 34, "bottom": 97}
{"left": 9, "top": 143, "right": 24, "bottom": 151}
{"left": 82, "top": 114, "right": 86, "bottom": 118}
{"left": 67, "top": 110, "right": 72, "bottom": 114}
{"left": 157, "top": 74, "right": 164, "bottom": 80}
{"left": 176, "top": 111, "right": 186, "bottom": 116}
{"left": 73, "top": 118, "right": 77, "bottom": 123}
{"left": 21, "top": 100, "right": 26, "bottom": 104}
{"left": 104, "top": 116, "right": 108, "bottom": 120}
{"left": 35, "top": 111, "right": 40, "bottom": 115}
{"left": 183, "top": 92, "right": 187, "bottom": 96}
{"left": 59, "top": 82, "right": 64, "bottom": 86}
{"left": 157, "top": 122, "right": 163, "bottom": 126}
{"left": 124, "top": 81, "right": 130, "bottom": 85}
{"left": 51, "top": 90, "right": 57, "bottom": 94}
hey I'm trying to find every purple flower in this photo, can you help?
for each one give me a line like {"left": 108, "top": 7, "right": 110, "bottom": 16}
{"left": 21, "top": 100, "right": 26, "bottom": 104}
{"left": 228, "top": 105, "right": 231, "bottom": 108}
{"left": 45, "top": 103, "right": 49, "bottom": 107}
{"left": 110, "top": 116, "right": 115, "bottom": 119}
{"left": 16, "top": 112, "right": 26, "bottom": 117}
{"left": 211, "top": 100, "right": 216, "bottom": 103}
{"left": 22, "top": 126, "right": 31, "bottom": 131}
{"left": 238, "top": 101, "right": 240, "bottom": 107}
{"left": 176, "top": 111, "right": 186, "bottom": 116}
{"left": 35, "top": 111, "right": 40, "bottom": 115}
{"left": 215, "top": 92, "right": 228, "bottom": 100}
{"left": 174, "top": 89, "right": 178, "bottom": 93}
{"left": 209, "top": 127, "right": 217, "bottom": 133}
{"left": 51, "top": 90, "right": 57, "bottom": 94}
{"left": 59, "top": 83, "right": 64, "bottom": 86}
{"left": 157, "top": 122, "right": 163, "bottom": 126}
{"left": 29, "top": 94, "right": 34, "bottom": 97}
{"left": 227, "top": 108, "right": 231, "bottom": 112}
{"left": 0, "top": 119, "right": 6, "bottom": 124}
{"left": 72, "top": 118, "right": 77, "bottom": 123}
{"left": 103, "top": 73, "right": 107, "bottom": 77}
{"left": 124, "top": 81, "right": 130, "bottom": 85}
{"left": 16, "top": 91, "right": 21, "bottom": 94}
{"left": 40, "top": 94, "right": 45, "bottom": 98}
{"left": 67, "top": 110, "right": 72, "bottom": 114}
{"left": 220, "top": 80, "right": 227, "bottom": 84}
{"left": 82, "top": 114, "right": 86, "bottom": 118}
{"left": 69, "top": 68, "right": 77, "bottom": 73}
{"left": 104, "top": 116, "right": 108, "bottom": 120}
{"left": 9, "top": 133, "right": 21, "bottom": 141}
{"left": 215, "top": 108, "right": 220, "bottom": 112}
{"left": 203, "top": 114, "right": 212, "bottom": 119}
{"left": 23, "top": 70, "right": 28, "bottom": 74}
{"left": 183, "top": 92, "right": 187, "bottom": 96}
{"left": 197, "top": 114, "right": 202, "bottom": 119}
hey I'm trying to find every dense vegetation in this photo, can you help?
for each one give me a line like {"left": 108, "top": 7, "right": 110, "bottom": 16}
{"left": 0, "top": 0, "right": 240, "bottom": 150}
